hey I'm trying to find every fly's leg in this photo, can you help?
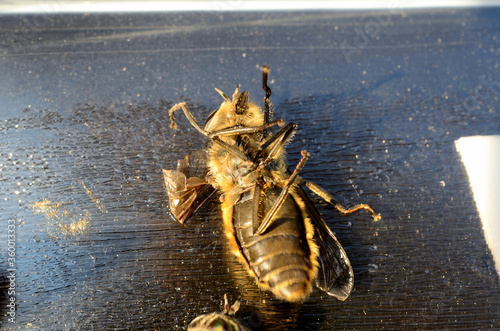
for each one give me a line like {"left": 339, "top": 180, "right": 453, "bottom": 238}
{"left": 169, "top": 102, "right": 249, "bottom": 161}
{"left": 261, "top": 65, "right": 273, "bottom": 124}
{"left": 207, "top": 119, "right": 285, "bottom": 139}
{"left": 303, "top": 180, "right": 381, "bottom": 221}
{"left": 251, "top": 184, "right": 262, "bottom": 234}
{"left": 256, "top": 122, "right": 297, "bottom": 165}
{"left": 170, "top": 87, "right": 285, "bottom": 163}
{"left": 169, "top": 102, "right": 285, "bottom": 162}
{"left": 215, "top": 88, "right": 231, "bottom": 102}
{"left": 209, "top": 119, "right": 291, "bottom": 166}
{"left": 256, "top": 150, "right": 310, "bottom": 235}
{"left": 169, "top": 102, "right": 206, "bottom": 134}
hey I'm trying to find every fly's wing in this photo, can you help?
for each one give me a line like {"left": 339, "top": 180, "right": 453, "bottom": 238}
{"left": 163, "top": 149, "right": 215, "bottom": 224}
{"left": 177, "top": 149, "right": 211, "bottom": 179}
{"left": 295, "top": 185, "right": 354, "bottom": 301}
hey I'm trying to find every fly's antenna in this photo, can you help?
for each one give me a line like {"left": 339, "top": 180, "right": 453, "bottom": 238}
{"left": 215, "top": 88, "right": 231, "bottom": 102}
{"left": 261, "top": 65, "right": 273, "bottom": 124}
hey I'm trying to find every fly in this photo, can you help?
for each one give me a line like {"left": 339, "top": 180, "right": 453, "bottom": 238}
{"left": 163, "top": 66, "right": 380, "bottom": 302}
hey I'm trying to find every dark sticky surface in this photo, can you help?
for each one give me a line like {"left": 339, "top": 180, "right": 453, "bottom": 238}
{"left": 1, "top": 8, "right": 500, "bottom": 330}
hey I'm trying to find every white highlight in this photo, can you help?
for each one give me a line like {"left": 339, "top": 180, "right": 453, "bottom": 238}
{"left": 456, "top": 135, "right": 500, "bottom": 276}
{"left": 0, "top": 1, "right": 500, "bottom": 14}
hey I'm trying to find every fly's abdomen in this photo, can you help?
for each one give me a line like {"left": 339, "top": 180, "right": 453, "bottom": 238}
{"left": 233, "top": 188, "right": 316, "bottom": 302}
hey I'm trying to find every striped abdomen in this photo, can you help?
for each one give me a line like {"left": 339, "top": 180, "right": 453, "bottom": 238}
{"left": 232, "top": 187, "right": 318, "bottom": 302}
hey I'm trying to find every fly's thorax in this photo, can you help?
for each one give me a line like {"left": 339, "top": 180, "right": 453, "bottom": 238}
{"left": 208, "top": 142, "right": 255, "bottom": 194}
{"left": 238, "top": 101, "right": 265, "bottom": 127}
{"left": 232, "top": 162, "right": 257, "bottom": 187}
{"left": 208, "top": 145, "right": 234, "bottom": 193}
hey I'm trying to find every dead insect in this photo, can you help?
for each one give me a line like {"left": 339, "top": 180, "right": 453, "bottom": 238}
{"left": 163, "top": 66, "right": 381, "bottom": 302}
{"left": 187, "top": 294, "right": 250, "bottom": 331}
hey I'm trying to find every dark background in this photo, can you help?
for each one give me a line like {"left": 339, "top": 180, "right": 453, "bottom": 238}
{"left": 1, "top": 8, "right": 500, "bottom": 330}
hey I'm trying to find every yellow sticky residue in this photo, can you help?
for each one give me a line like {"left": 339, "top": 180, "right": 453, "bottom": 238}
{"left": 58, "top": 211, "right": 90, "bottom": 235}
{"left": 31, "top": 200, "right": 90, "bottom": 236}
{"left": 81, "top": 180, "right": 106, "bottom": 213}
{"left": 32, "top": 200, "right": 61, "bottom": 218}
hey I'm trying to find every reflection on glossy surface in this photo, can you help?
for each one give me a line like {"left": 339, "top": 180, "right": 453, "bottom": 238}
{"left": 456, "top": 135, "right": 500, "bottom": 275}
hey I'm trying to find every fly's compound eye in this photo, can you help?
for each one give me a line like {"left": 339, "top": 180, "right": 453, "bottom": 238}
{"left": 235, "top": 90, "right": 249, "bottom": 115}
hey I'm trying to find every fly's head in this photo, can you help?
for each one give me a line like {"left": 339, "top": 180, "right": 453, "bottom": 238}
{"left": 204, "top": 86, "right": 264, "bottom": 134}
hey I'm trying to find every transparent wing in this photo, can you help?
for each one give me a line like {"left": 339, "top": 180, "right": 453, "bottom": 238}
{"left": 163, "top": 149, "right": 215, "bottom": 223}
{"left": 177, "top": 149, "right": 211, "bottom": 179}
{"left": 295, "top": 185, "right": 354, "bottom": 301}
